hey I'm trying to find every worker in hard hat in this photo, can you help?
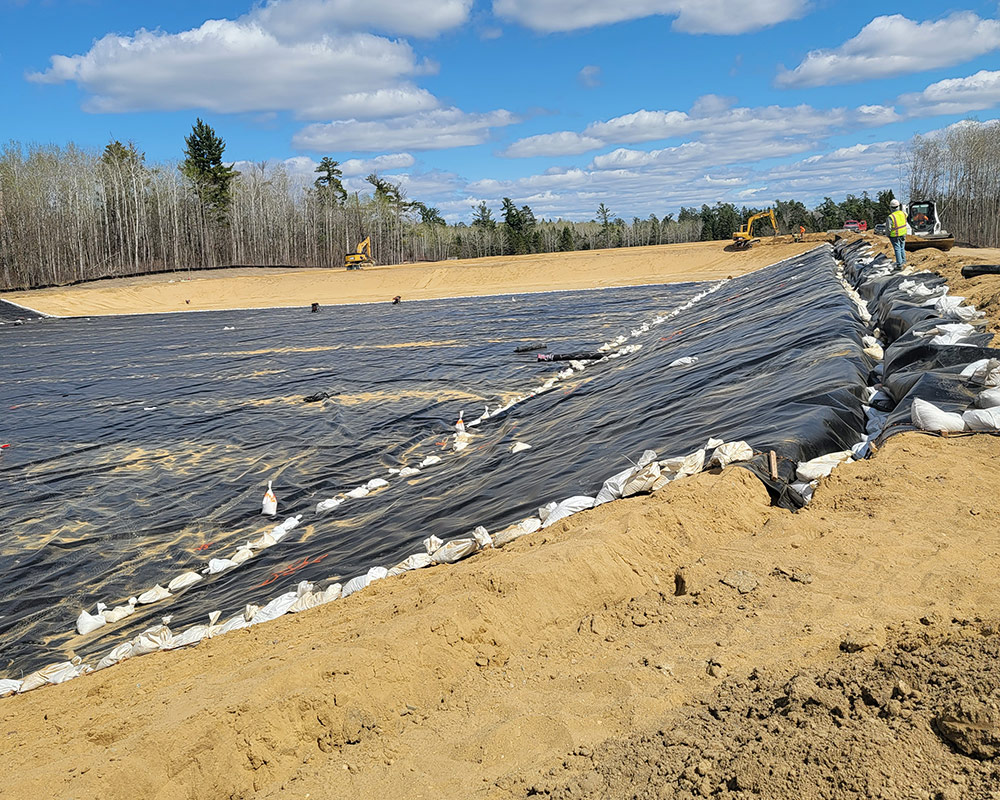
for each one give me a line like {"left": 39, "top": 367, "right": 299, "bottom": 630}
{"left": 886, "top": 199, "right": 908, "bottom": 269}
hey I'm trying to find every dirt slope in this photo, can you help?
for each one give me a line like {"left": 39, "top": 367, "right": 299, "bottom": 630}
{"left": 1, "top": 433, "right": 999, "bottom": 800}
{"left": 1, "top": 238, "right": 817, "bottom": 317}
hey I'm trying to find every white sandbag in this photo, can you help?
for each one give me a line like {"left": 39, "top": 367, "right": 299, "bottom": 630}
{"left": 541, "top": 496, "right": 596, "bottom": 529}
{"left": 366, "top": 477, "right": 390, "bottom": 490}
{"left": 655, "top": 449, "right": 706, "bottom": 488}
{"left": 861, "top": 335, "right": 879, "bottom": 349}
{"left": 795, "top": 450, "right": 854, "bottom": 482}
{"left": 420, "top": 455, "right": 442, "bottom": 467}
{"left": 230, "top": 544, "right": 255, "bottom": 565}
{"left": 423, "top": 535, "right": 444, "bottom": 554}
{"left": 594, "top": 464, "right": 633, "bottom": 506}
{"left": 471, "top": 526, "right": 493, "bottom": 549}
{"left": 911, "top": 398, "right": 966, "bottom": 433}
{"left": 1, "top": 679, "right": 24, "bottom": 696}
{"left": 165, "top": 613, "right": 220, "bottom": 649}
{"left": 270, "top": 517, "right": 301, "bottom": 544}
{"left": 95, "top": 642, "right": 135, "bottom": 671}
{"left": 864, "top": 344, "right": 884, "bottom": 360}
{"left": 129, "top": 624, "right": 174, "bottom": 656}
{"left": 537, "top": 501, "right": 557, "bottom": 523}
{"left": 202, "top": 558, "right": 238, "bottom": 575}
{"left": 569, "top": 360, "right": 587, "bottom": 371}
{"left": 19, "top": 658, "right": 90, "bottom": 692}
{"left": 101, "top": 597, "right": 137, "bottom": 624}
{"left": 963, "top": 407, "right": 1000, "bottom": 432}
{"left": 386, "top": 553, "right": 434, "bottom": 577}
{"left": 76, "top": 603, "right": 108, "bottom": 635}
{"left": 961, "top": 358, "right": 1000, "bottom": 386}
{"left": 345, "top": 486, "right": 370, "bottom": 499}
{"left": 669, "top": 356, "right": 698, "bottom": 367}
{"left": 929, "top": 295, "right": 983, "bottom": 322}
{"left": 790, "top": 480, "right": 815, "bottom": 503}
{"left": 399, "top": 466, "right": 421, "bottom": 478}
{"left": 709, "top": 441, "right": 754, "bottom": 468}
{"left": 622, "top": 461, "right": 661, "bottom": 497}
{"left": 705, "top": 437, "right": 724, "bottom": 449}
{"left": 137, "top": 585, "right": 172, "bottom": 605}
{"left": 214, "top": 614, "right": 251, "bottom": 635}
{"left": 453, "top": 434, "right": 471, "bottom": 452}
{"left": 492, "top": 517, "right": 542, "bottom": 547}
{"left": 976, "top": 387, "right": 1000, "bottom": 409}
{"left": 510, "top": 441, "right": 532, "bottom": 454}
{"left": 288, "top": 582, "right": 342, "bottom": 611}
{"left": 430, "top": 538, "right": 479, "bottom": 564}
{"left": 261, "top": 480, "right": 277, "bottom": 516}
{"left": 249, "top": 591, "right": 299, "bottom": 625}
{"left": 342, "top": 566, "right": 389, "bottom": 597}
{"left": 317, "top": 497, "right": 344, "bottom": 513}
{"left": 167, "top": 571, "right": 203, "bottom": 592}
{"left": 249, "top": 532, "right": 277, "bottom": 550}
{"left": 851, "top": 437, "right": 872, "bottom": 459}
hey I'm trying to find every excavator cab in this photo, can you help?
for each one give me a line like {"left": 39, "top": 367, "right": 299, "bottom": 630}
{"left": 344, "top": 237, "right": 373, "bottom": 270}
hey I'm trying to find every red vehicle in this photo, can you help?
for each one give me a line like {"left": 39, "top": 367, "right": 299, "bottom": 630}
{"left": 843, "top": 220, "right": 868, "bottom": 232}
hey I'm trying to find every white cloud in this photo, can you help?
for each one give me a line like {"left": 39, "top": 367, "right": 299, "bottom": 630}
{"left": 293, "top": 107, "right": 521, "bottom": 151}
{"left": 492, "top": 0, "right": 807, "bottom": 35}
{"left": 776, "top": 13, "right": 1000, "bottom": 88}
{"left": 578, "top": 65, "right": 601, "bottom": 88}
{"left": 27, "top": 20, "right": 434, "bottom": 119}
{"left": 501, "top": 131, "right": 604, "bottom": 157}
{"left": 252, "top": 0, "right": 472, "bottom": 39}
{"left": 340, "top": 152, "right": 416, "bottom": 176}
{"left": 900, "top": 69, "right": 1000, "bottom": 117}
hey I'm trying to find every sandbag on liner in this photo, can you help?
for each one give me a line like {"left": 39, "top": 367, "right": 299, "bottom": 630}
{"left": 976, "top": 387, "right": 1000, "bottom": 409}
{"left": 19, "top": 658, "right": 91, "bottom": 692}
{"left": 167, "top": 571, "right": 203, "bottom": 592}
{"left": 492, "top": 517, "right": 542, "bottom": 547}
{"left": 796, "top": 450, "right": 854, "bottom": 482}
{"left": 541, "top": 496, "right": 596, "bottom": 529}
{"left": 0, "top": 679, "right": 23, "bottom": 696}
{"left": 342, "top": 566, "right": 389, "bottom": 597}
{"left": 137, "top": 585, "right": 172, "bottom": 604}
{"left": 709, "top": 441, "right": 754, "bottom": 468}
{"left": 101, "top": 598, "right": 137, "bottom": 623}
{"left": 430, "top": 538, "right": 479, "bottom": 564}
{"left": 76, "top": 603, "right": 107, "bottom": 635}
{"left": 386, "top": 553, "right": 434, "bottom": 577}
{"left": 911, "top": 398, "right": 966, "bottom": 433}
{"left": 963, "top": 407, "right": 1000, "bottom": 432}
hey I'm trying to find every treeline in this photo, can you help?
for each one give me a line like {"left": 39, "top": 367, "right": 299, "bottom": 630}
{"left": 1, "top": 119, "right": 995, "bottom": 291}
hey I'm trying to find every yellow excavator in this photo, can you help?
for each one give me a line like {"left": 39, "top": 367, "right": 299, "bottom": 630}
{"left": 344, "top": 237, "right": 373, "bottom": 270}
{"left": 732, "top": 209, "right": 777, "bottom": 249}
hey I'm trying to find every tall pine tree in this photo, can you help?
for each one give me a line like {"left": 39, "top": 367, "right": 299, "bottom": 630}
{"left": 179, "top": 118, "right": 237, "bottom": 217}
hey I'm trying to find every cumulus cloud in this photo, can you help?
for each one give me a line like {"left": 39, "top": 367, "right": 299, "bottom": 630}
{"left": 493, "top": 0, "right": 807, "bottom": 35}
{"left": 776, "top": 13, "right": 1000, "bottom": 88}
{"left": 293, "top": 107, "right": 521, "bottom": 151}
{"left": 899, "top": 69, "right": 1000, "bottom": 117}
{"left": 339, "top": 152, "right": 416, "bottom": 176}
{"left": 501, "top": 131, "right": 604, "bottom": 157}
{"left": 502, "top": 96, "right": 897, "bottom": 160}
{"left": 252, "top": 0, "right": 472, "bottom": 39}
{"left": 27, "top": 20, "right": 435, "bottom": 119}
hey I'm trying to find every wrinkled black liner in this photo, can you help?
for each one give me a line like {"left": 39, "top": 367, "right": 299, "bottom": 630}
{"left": 836, "top": 240, "right": 997, "bottom": 441}
{"left": 2, "top": 248, "right": 872, "bottom": 674}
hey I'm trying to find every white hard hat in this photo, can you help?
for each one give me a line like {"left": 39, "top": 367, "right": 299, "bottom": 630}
{"left": 889, "top": 199, "right": 900, "bottom": 208}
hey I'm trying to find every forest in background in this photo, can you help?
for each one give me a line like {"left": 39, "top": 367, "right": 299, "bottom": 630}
{"left": 1, "top": 119, "right": 996, "bottom": 291}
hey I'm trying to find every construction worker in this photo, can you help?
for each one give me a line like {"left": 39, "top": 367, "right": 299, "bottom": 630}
{"left": 887, "top": 199, "right": 908, "bottom": 269}
{"left": 795, "top": 224, "right": 805, "bottom": 242}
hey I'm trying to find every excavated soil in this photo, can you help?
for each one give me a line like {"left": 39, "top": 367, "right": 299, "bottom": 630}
{"left": 2, "top": 236, "right": 1000, "bottom": 800}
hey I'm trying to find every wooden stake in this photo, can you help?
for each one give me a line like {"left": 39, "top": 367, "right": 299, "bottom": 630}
{"left": 768, "top": 450, "right": 778, "bottom": 481}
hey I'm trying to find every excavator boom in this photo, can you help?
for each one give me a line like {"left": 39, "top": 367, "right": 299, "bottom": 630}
{"left": 732, "top": 209, "right": 777, "bottom": 249}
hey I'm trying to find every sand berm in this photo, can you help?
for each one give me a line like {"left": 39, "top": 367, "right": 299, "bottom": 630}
{"left": 2, "top": 235, "right": 1000, "bottom": 800}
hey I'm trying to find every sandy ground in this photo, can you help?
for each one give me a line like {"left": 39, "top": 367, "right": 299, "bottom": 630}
{"left": 1, "top": 237, "right": 820, "bottom": 317}
{"left": 2, "top": 235, "right": 1000, "bottom": 800}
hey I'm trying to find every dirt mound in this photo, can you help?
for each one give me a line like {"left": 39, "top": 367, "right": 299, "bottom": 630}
{"left": 521, "top": 618, "right": 1000, "bottom": 800}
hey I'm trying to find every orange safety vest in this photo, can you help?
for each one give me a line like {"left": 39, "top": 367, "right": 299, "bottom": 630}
{"left": 888, "top": 209, "right": 907, "bottom": 238}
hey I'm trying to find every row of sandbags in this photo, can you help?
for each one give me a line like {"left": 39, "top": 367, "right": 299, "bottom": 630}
{"left": 8, "top": 278, "right": 737, "bottom": 699}
{"left": 835, "top": 240, "right": 1000, "bottom": 437}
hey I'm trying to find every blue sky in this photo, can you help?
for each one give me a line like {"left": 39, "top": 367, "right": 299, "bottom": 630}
{"left": 3, "top": 0, "right": 1000, "bottom": 220}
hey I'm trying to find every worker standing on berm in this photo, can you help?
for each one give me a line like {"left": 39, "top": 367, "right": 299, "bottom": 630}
{"left": 887, "top": 199, "right": 908, "bottom": 269}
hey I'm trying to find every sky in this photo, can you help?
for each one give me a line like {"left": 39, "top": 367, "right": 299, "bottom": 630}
{"left": 2, "top": 0, "right": 1000, "bottom": 221}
